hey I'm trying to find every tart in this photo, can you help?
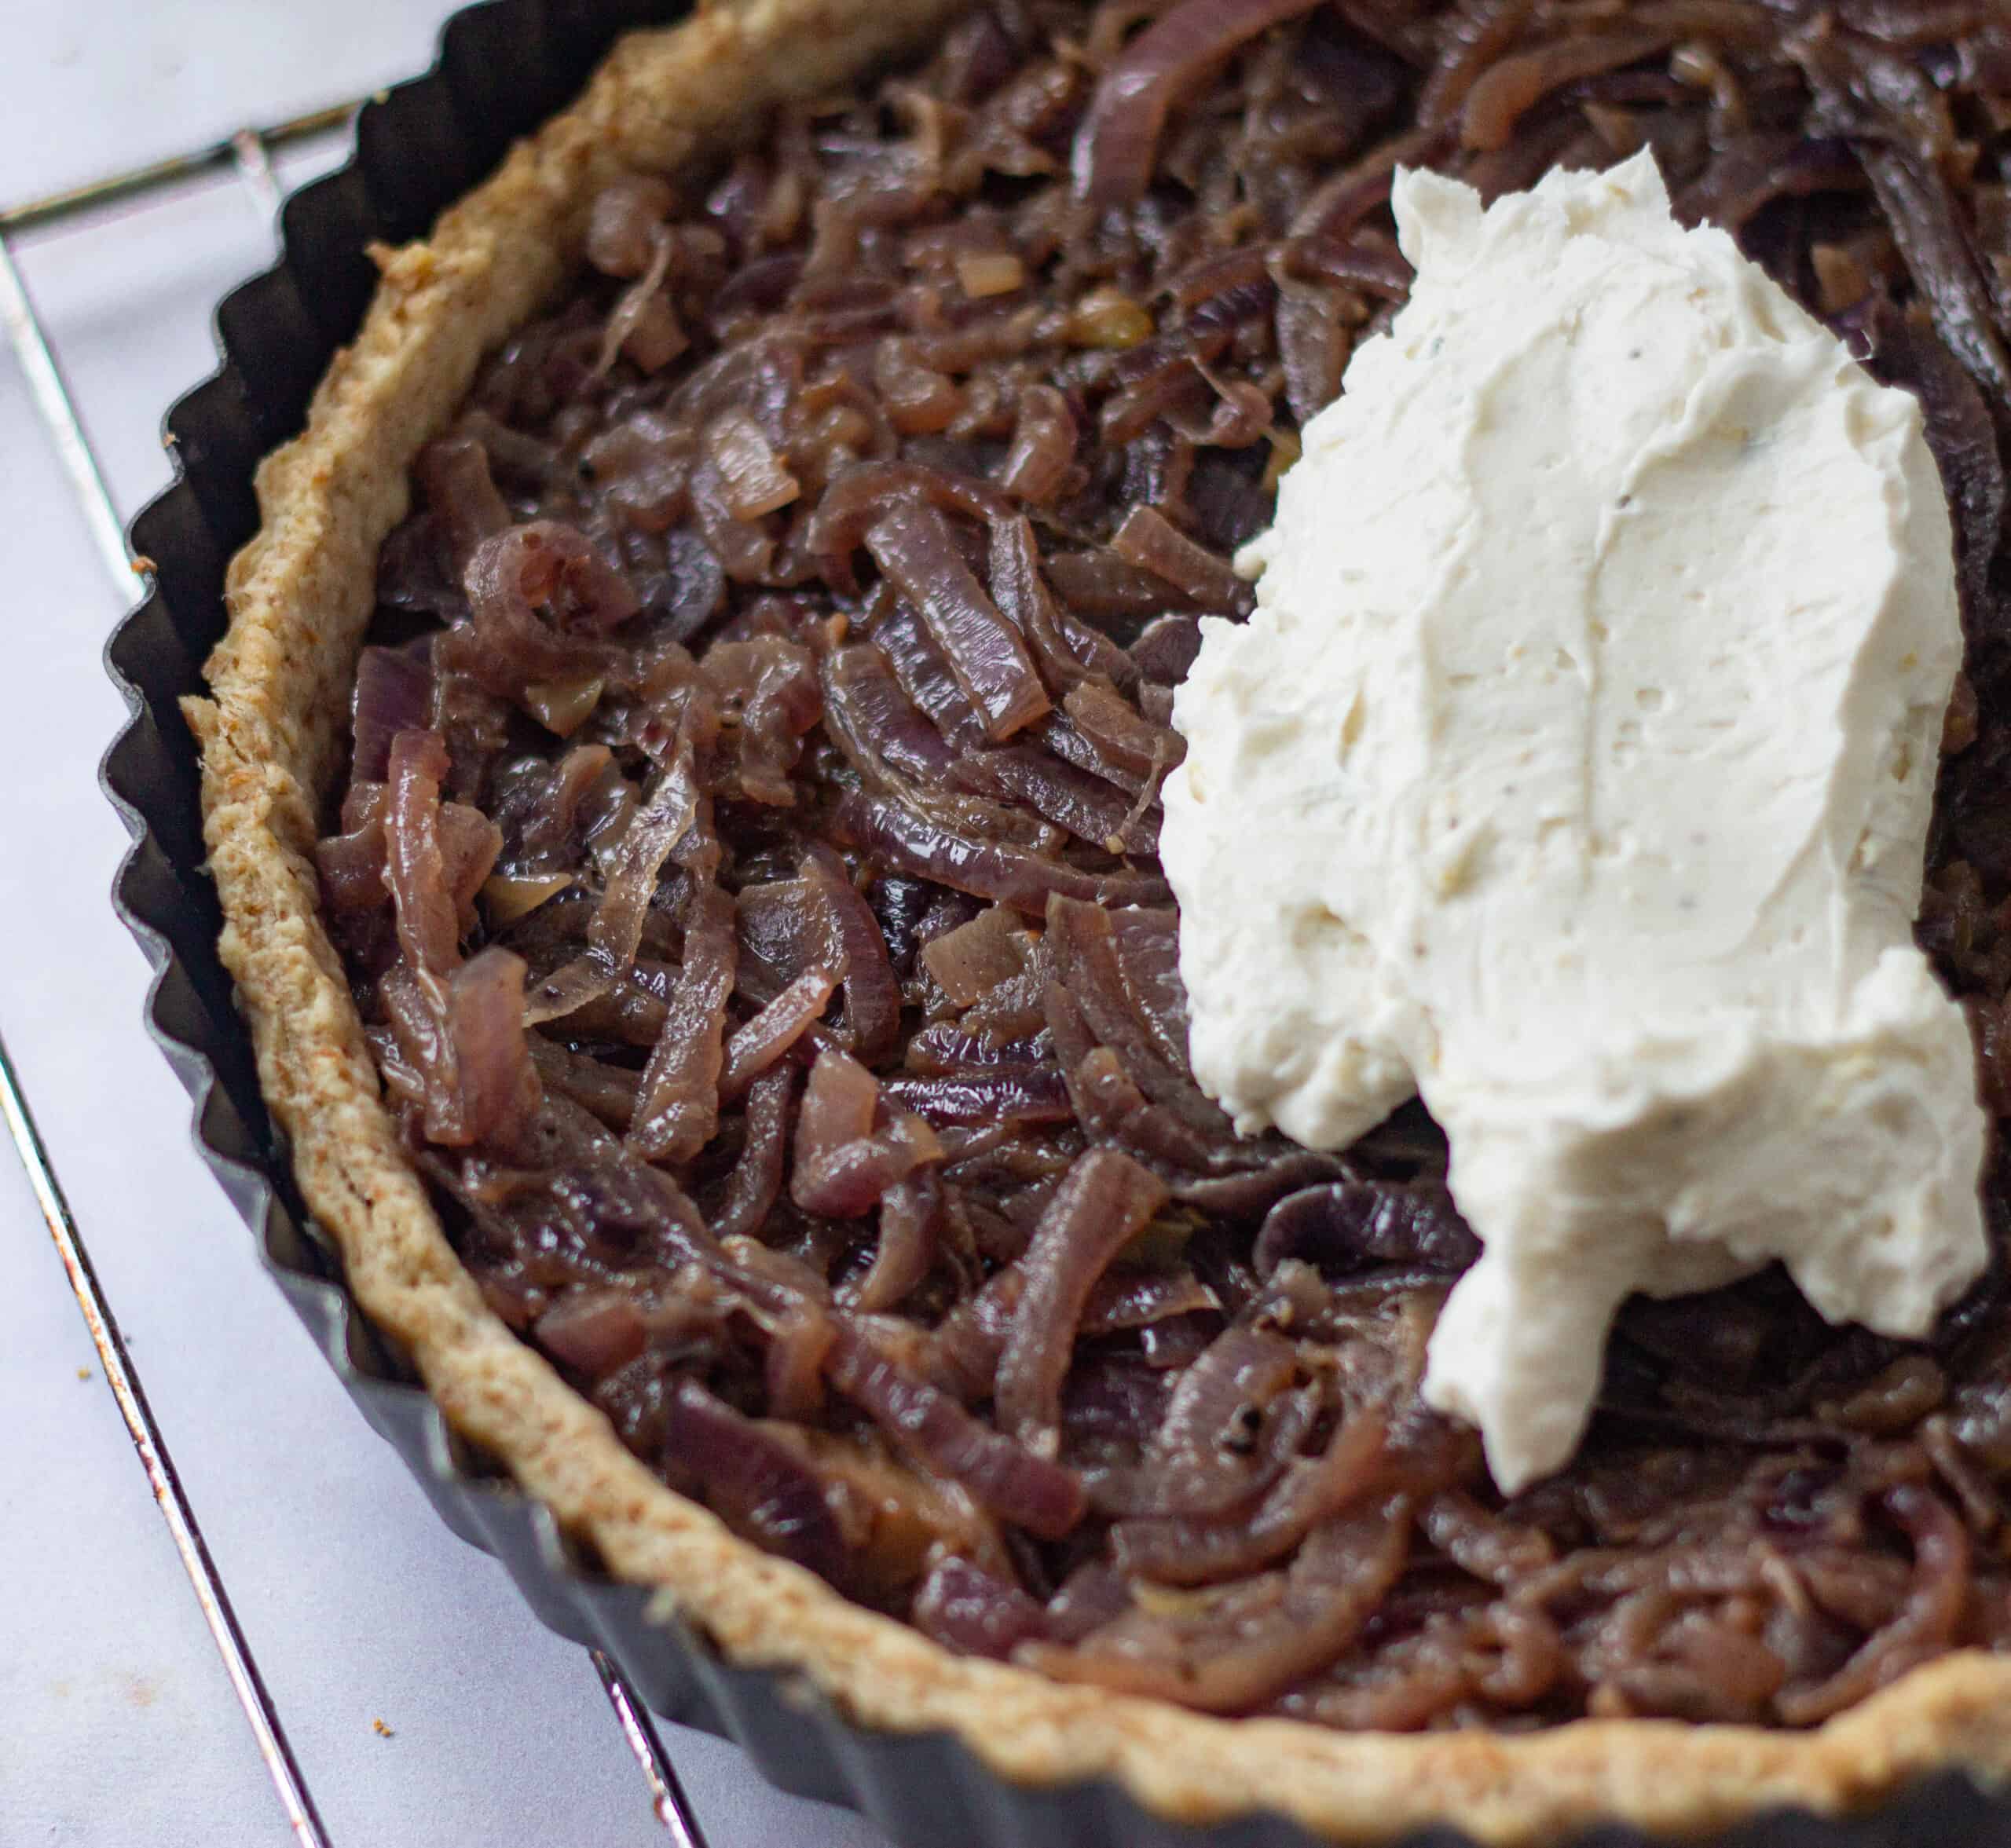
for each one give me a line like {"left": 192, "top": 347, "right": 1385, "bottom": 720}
{"left": 185, "top": 0, "right": 2011, "bottom": 1839}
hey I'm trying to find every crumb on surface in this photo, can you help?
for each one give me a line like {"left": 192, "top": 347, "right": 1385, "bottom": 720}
{"left": 372, "top": 1717, "right": 394, "bottom": 1738}
{"left": 76, "top": 1366, "right": 91, "bottom": 1381}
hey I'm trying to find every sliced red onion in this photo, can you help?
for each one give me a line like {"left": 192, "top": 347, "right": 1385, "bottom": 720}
{"left": 1104, "top": 906, "right": 1193, "bottom": 1070}
{"left": 1040, "top": 547, "right": 1185, "bottom": 620}
{"left": 913, "top": 1555, "right": 1050, "bottom": 1660}
{"left": 1173, "top": 1151, "right": 1352, "bottom": 1219}
{"left": 797, "top": 1044, "right": 881, "bottom": 1155}
{"left": 698, "top": 636, "right": 821, "bottom": 806}
{"left": 884, "top": 1068, "right": 1074, "bottom": 1129}
{"left": 598, "top": 221, "right": 676, "bottom": 375}
{"left": 1028, "top": 1496, "right": 1412, "bottom": 1712}
{"left": 925, "top": 1266, "right": 1024, "bottom": 1401}
{"left": 903, "top": 1022, "right": 1052, "bottom": 1075}
{"left": 1273, "top": 281, "right": 1353, "bottom": 426}
{"left": 1034, "top": 712, "right": 1147, "bottom": 799}
{"left": 1176, "top": 245, "right": 1279, "bottom": 333}
{"left": 1460, "top": 29, "right": 1665, "bottom": 151}
{"left": 527, "top": 1036, "right": 641, "bottom": 1129}
{"left": 1096, "top": 1325, "right": 1302, "bottom": 1518}
{"left": 536, "top": 1286, "right": 648, "bottom": 1377}
{"left": 1283, "top": 235, "right": 1416, "bottom": 300}
{"left": 705, "top": 408, "right": 802, "bottom": 518}
{"left": 418, "top": 435, "right": 511, "bottom": 573}
{"left": 1044, "top": 1561, "right": 1133, "bottom": 1642}
{"left": 820, "top": 643, "right": 962, "bottom": 789}
{"left": 719, "top": 967, "right": 839, "bottom": 1100}
{"left": 1853, "top": 140, "right": 2011, "bottom": 407}
{"left": 832, "top": 791, "right": 1169, "bottom": 915}
{"left": 502, "top": 741, "right": 619, "bottom": 873}
{"left": 1775, "top": 1485, "right": 1970, "bottom": 1723}
{"left": 871, "top": 595, "right": 993, "bottom": 754}
{"left": 1288, "top": 121, "right": 1452, "bottom": 241}
{"left": 808, "top": 459, "right": 1012, "bottom": 596}
{"left": 761, "top": 1308, "right": 836, "bottom": 1427}
{"left": 874, "top": 338, "right": 963, "bottom": 436}
{"left": 380, "top": 947, "right": 539, "bottom": 1152}
{"left": 1255, "top": 1182, "right": 1480, "bottom": 1279}
{"left": 460, "top": 521, "right": 634, "bottom": 698}
{"left": 789, "top": 1048, "right": 939, "bottom": 1216}
{"left": 1081, "top": 1270, "right": 1222, "bottom": 1336}
{"left": 1070, "top": 0, "right": 1332, "bottom": 211}
{"left": 1129, "top": 614, "right": 1203, "bottom": 686}
{"left": 438, "top": 807, "right": 504, "bottom": 937}
{"left": 824, "top": 1323, "right": 1086, "bottom": 1537}
{"left": 998, "top": 383, "right": 1079, "bottom": 504}
{"left": 711, "top": 1063, "right": 797, "bottom": 1241}
{"left": 1418, "top": 0, "right": 1533, "bottom": 125}
{"left": 866, "top": 502, "right": 1051, "bottom": 741}
{"left": 443, "top": 946, "right": 544, "bottom": 1155}
{"left": 661, "top": 1378, "right": 848, "bottom": 1581}
{"left": 735, "top": 876, "right": 824, "bottom": 998}
{"left": 793, "top": 1114, "right": 940, "bottom": 1218}
{"left": 1112, "top": 1403, "right": 1392, "bottom": 1586}
{"left": 1062, "top": 679, "right": 1184, "bottom": 786}
{"left": 628, "top": 882, "right": 740, "bottom": 1164}
{"left": 1419, "top": 1489, "right": 1555, "bottom": 1587}
{"left": 802, "top": 847, "right": 903, "bottom": 1063}
{"left": 1097, "top": 328, "right": 1229, "bottom": 446}
{"left": 315, "top": 816, "right": 390, "bottom": 914}
{"left": 988, "top": 514, "right": 1138, "bottom": 694}
{"left": 918, "top": 905, "right": 1029, "bottom": 1007}
{"left": 995, "top": 1149, "right": 1170, "bottom": 1455}
{"left": 690, "top": 457, "right": 778, "bottom": 583}
{"left": 586, "top": 174, "right": 677, "bottom": 277}
{"left": 385, "top": 728, "right": 461, "bottom": 978}
{"left": 1063, "top": 1354, "right": 1177, "bottom": 1451}
{"left": 1867, "top": 303, "right": 2006, "bottom": 628}
{"left": 845, "top": 1169, "right": 943, "bottom": 1313}
{"left": 1047, "top": 896, "right": 1229, "bottom": 1134}
{"left": 958, "top": 745, "right": 1152, "bottom": 854}
{"left": 524, "top": 741, "right": 698, "bottom": 1026}
{"left": 1111, "top": 505, "right": 1251, "bottom": 615}
{"left": 351, "top": 643, "right": 434, "bottom": 786}
{"left": 1066, "top": 1043, "right": 1243, "bottom": 1175}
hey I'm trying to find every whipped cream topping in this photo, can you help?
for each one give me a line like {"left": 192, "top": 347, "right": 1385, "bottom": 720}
{"left": 1160, "top": 148, "right": 1988, "bottom": 1492}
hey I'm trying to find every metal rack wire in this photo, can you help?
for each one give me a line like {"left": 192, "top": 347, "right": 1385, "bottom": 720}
{"left": 2, "top": 104, "right": 709, "bottom": 1848}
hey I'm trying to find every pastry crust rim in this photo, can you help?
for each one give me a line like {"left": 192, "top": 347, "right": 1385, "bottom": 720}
{"left": 182, "top": 2, "right": 2011, "bottom": 1840}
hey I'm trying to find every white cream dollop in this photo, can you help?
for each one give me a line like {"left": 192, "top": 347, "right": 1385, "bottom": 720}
{"left": 1160, "top": 148, "right": 1988, "bottom": 1494}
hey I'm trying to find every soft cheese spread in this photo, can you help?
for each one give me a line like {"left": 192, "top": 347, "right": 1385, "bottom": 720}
{"left": 1160, "top": 148, "right": 1989, "bottom": 1493}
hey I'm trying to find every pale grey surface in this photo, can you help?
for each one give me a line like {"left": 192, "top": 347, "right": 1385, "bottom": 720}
{"left": 1, "top": 0, "right": 452, "bottom": 203}
{"left": 0, "top": 5, "right": 892, "bottom": 1844}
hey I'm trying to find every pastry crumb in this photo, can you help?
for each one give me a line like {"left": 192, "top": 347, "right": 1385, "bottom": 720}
{"left": 372, "top": 1717, "right": 395, "bottom": 1738}
{"left": 76, "top": 1367, "right": 92, "bottom": 1381}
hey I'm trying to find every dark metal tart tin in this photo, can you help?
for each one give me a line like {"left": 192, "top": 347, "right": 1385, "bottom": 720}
{"left": 96, "top": 3, "right": 2011, "bottom": 1840}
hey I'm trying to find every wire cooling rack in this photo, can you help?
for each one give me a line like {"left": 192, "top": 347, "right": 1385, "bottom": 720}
{"left": 1, "top": 105, "right": 709, "bottom": 1848}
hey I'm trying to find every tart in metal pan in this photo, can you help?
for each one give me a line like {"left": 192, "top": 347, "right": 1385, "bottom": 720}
{"left": 110, "top": 0, "right": 2011, "bottom": 1839}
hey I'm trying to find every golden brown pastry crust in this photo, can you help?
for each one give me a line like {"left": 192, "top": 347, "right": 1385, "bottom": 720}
{"left": 185, "top": 3, "right": 2011, "bottom": 1839}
